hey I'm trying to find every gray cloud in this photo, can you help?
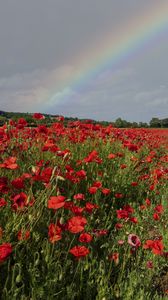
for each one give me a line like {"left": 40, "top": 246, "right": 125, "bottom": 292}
{"left": 0, "top": 65, "right": 75, "bottom": 111}
{"left": 0, "top": 0, "right": 167, "bottom": 121}
{"left": 45, "top": 68, "right": 168, "bottom": 122}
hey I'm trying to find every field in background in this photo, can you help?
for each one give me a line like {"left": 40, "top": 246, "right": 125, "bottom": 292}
{"left": 0, "top": 114, "right": 168, "bottom": 299}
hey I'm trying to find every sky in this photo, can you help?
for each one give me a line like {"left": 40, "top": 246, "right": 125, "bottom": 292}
{"left": 0, "top": 0, "right": 168, "bottom": 122}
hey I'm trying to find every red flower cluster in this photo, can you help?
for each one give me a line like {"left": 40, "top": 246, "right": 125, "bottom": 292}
{"left": 143, "top": 239, "right": 164, "bottom": 255}
{"left": 0, "top": 157, "right": 18, "bottom": 170}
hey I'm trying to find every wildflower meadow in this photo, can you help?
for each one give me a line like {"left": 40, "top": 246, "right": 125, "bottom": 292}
{"left": 0, "top": 113, "right": 168, "bottom": 299}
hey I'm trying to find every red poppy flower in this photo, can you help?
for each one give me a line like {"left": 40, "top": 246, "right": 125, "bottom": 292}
{"left": 149, "top": 184, "right": 155, "bottom": 191}
{"left": 17, "top": 118, "right": 28, "bottom": 128}
{"left": 115, "top": 193, "right": 123, "bottom": 199}
{"left": 120, "top": 164, "right": 127, "bottom": 169}
{"left": 56, "top": 116, "right": 64, "bottom": 122}
{"left": 129, "top": 217, "right": 138, "bottom": 224}
{"left": 48, "top": 223, "right": 62, "bottom": 243}
{"left": 117, "top": 209, "right": 129, "bottom": 219}
{"left": 143, "top": 239, "right": 164, "bottom": 255}
{"left": 33, "top": 113, "right": 45, "bottom": 120}
{"left": 109, "top": 252, "right": 119, "bottom": 264}
{"left": 154, "top": 204, "right": 164, "bottom": 214}
{"left": 11, "top": 192, "right": 28, "bottom": 211}
{"left": 0, "top": 198, "right": 7, "bottom": 207}
{"left": 0, "top": 243, "right": 12, "bottom": 263}
{"left": 146, "top": 156, "right": 152, "bottom": 163}
{"left": 139, "top": 205, "right": 146, "bottom": 210}
{"left": 17, "top": 229, "right": 30, "bottom": 241}
{"left": 146, "top": 260, "right": 153, "bottom": 269}
{"left": 143, "top": 240, "right": 154, "bottom": 250}
{"left": 88, "top": 186, "right": 98, "bottom": 194}
{"left": 67, "top": 216, "right": 87, "bottom": 233}
{"left": 37, "top": 125, "right": 48, "bottom": 134}
{"left": 69, "top": 245, "right": 90, "bottom": 258}
{"left": 117, "top": 152, "right": 124, "bottom": 158}
{"left": 153, "top": 213, "right": 160, "bottom": 221}
{"left": 41, "top": 167, "right": 53, "bottom": 180}
{"left": 79, "top": 233, "right": 93, "bottom": 243}
{"left": 108, "top": 153, "right": 116, "bottom": 159}
{"left": 76, "top": 170, "right": 86, "bottom": 179}
{"left": 73, "top": 194, "right": 85, "bottom": 201}
{"left": 85, "top": 202, "right": 99, "bottom": 214}
{"left": 145, "top": 198, "right": 151, "bottom": 206}
{"left": 101, "top": 188, "right": 111, "bottom": 195}
{"left": 118, "top": 240, "right": 125, "bottom": 245}
{"left": 124, "top": 205, "right": 134, "bottom": 214}
{"left": 11, "top": 177, "right": 25, "bottom": 189}
{"left": 0, "top": 157, "right": 18, "bottom": 170}
{"left": 131, "top": 182, "right": 138, "bottom": 187}
{"left": 70, "top": 205, "right": 84, "bottom": 215}
{"left": 64, "top": 201, "right": 73, "bottom": 210}
{"left": 92, "top": 229, "right": 108, "bottom": 237}
{"left": 124, "top": 142, "right": 139, "bottom": 152}
{"left": 48, "top": 195, "right": 66, "bottom": 210}
{"left": 22, "top": 173, "right": 31, "bottom": 180}
{"left": 115, "top": 223, "right": 123, "bottom": 230}
{"left": 152, "top": 240, "right": 164, "bottom": 255}
{"left": 128, "top": 234, "right": 141, "bottom": 248}
{"left": 84, "top": 150, "right": 100, "bottom": 163}
{"left": 93, "top": 181, "right": 102, "bottom": 188}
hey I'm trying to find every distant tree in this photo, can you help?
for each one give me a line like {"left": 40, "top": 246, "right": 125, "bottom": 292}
{"left": 131, "top": 122, "right": 139, "bottom": 128}
{"left": 115, "top": 118, "right": 124, "bottom": 128}
{"left": 115, "top": 118, "right": 133, "bottom": 128}
{"left": 149, "top": 118, "right": 161, "bottom": 128}
{"left": 160, "top": 118, "right": 168, "bottom": 128}
{"left": 139, "top": 122, "right": 149, "bottom": 128}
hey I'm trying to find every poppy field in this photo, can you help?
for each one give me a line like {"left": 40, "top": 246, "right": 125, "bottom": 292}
{"left": 0, "top": 114, "right": 168, "bottom": 299}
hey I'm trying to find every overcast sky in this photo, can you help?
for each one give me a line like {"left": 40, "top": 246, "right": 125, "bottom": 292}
{"left": 0, "top": 0, "right": 168, "bottom": 122}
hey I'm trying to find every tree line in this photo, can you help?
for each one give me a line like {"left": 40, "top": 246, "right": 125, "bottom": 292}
{"left": 0, "top": 110, "right": 167, "bottom": 128}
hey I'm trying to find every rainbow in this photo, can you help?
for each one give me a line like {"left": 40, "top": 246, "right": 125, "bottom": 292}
{"left": 42, "top": 1, "right": 168, "bottom": 110}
